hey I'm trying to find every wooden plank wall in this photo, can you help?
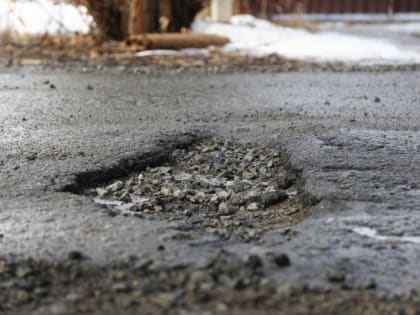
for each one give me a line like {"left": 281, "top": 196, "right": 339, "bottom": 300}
{"left": 129, "top": 0, "right": 420, "bottom": 35}
{"left": 233, "top": 0, "right": 420, "bottom": 16}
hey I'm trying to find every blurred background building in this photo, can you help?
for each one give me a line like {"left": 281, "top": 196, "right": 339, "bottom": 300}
{"left": 116, "top": 0, "right": 420, "bottom": 38}
{"left": 233, "top": 0, "right": 420, "bottom": 16}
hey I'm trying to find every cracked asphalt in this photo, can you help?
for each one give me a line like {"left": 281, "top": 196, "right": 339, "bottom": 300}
{"left": 0, "top": 66, "right": 420, "bottom": 313}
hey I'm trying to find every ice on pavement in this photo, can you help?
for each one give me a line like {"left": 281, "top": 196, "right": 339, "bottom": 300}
{"left": 192, "top": 15, "right": 420, "bottom": 65}
{"left": 0, "top": 0, "right": 93, "bottom": 35}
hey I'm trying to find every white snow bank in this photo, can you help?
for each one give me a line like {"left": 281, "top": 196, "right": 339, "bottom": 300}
{"left": 192, "top": 15, "right": 420, "bottom": 65}
{"left": 387, "top": 23, "right": 420, "bottom": 34}
{"left": 275, "top": 13, "right": 420, "bottom": 23}
{"left": 0, "top": 0, "right": 93, "bottom": 35}
{"left": 135, "top": 48, "right": 208, "bottom": 58}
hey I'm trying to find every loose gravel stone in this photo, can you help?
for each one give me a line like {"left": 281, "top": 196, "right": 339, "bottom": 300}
{"left": 92, "top": 137, "right": 309, "bottom": 240}
{"left": 360, "top": 279, "right": 376, "bottom": 290}
{"left": 326, "top": 268, "right": 346, "bottom": 283}
{"left": 16, "top": 290, "right": 30, "bottom": 304}
{"left": 261, "top": 191, "right": 289, "bottom": 207}
{"left": 273, "top": 254, "right": 291, "bottom": 267}
{"left": 106, "top": 181, "right": 124, "bottom": 193}
{"left": 247, "top": 255, "right": 263, "bottom": 270}
{"left": 277, "top": 283, "right": 306, "bottom": 297}
{"left": 16, "top": 266, "right": 31, "bottom": 278}
{"left": 247, "top": 202, "right": 259, "bottom": 211}
{"left": 96, "top": 188, "right": 109, "bottom": 198}
{"left": 0, "top": 254, "right": 416, "bottom": 315}
{"left": 112, "top": 282, "right": 132, "bottom": 293}
{"left": 68, "top": 251, "right": 84, "bottom": 261}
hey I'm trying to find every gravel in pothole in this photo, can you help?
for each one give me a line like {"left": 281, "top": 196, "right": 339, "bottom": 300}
{"left": 92, "top": 138, "right": 309, "bottom": 240}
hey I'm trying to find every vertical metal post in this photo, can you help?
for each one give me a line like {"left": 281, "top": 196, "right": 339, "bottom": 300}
{"left": 261, "top": 0, "right": 268, "bottom": 18}
{"left": 211, "top": 0, "right": 233, "bottom": 22}
{"left": 388, "top": 0, "right": 394, "bottom": 15}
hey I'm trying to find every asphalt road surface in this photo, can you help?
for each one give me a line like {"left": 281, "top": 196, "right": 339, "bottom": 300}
{"left": 0, "top": 67, "right": 419, "bottom": 314}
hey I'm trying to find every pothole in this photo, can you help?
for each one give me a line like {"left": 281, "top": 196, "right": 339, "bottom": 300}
{"left": 85, "top": 137, "right": 310, "bottom": 241}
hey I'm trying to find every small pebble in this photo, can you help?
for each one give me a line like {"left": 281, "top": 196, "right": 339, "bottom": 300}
{"left": 68, "top": 251, "right": 84, "bottom": 260}
{"left": 247, "top": 255, "right": 263, "bottom": 270}
{"left": 273, "top": 254, "right": 290, "bottom": 267}
{"left": 325, "top": 268, "right": 345, "bottom": 282}
{"left": 261, "top": 191, "right": 288, "bottom": 207}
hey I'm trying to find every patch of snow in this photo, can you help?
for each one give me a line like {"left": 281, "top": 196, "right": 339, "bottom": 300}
{"left": 274, "top": 13, "right": 420, "bottom": 23}
{"left": 192, "top": 15, "right": 420, "bottom": 65}
{"left": 406, "top": 190, "right": 420, "bottom": 197}
{"left": 135, "top": 48, "right": 208, "bottom": 57}
{"left": 0, "top": 0, "right": 93, "bottom": 35}
{"left": 352, "top": 226, "right": 420, "bottom": 244}
{"left": 93, "top": 197, "right": 143, "bottom": 213}
{"left": 130, "top": 196, "right": 150, "bottom": 204}
{"left": 93, "top": 197, "right": 123, "bottom": 207}
{"left": 135, "top": 50, "right": 181, "bottom": 57}
{"left": 387, "top": 23, "right": 420, "bottom": 34}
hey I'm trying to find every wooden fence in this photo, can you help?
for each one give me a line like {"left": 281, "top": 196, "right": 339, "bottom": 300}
{"left": 233, "top": 0, "right": 420, "bottom": 16}
{"left": 102, "top": 0, "right": 420, "bottom": 38}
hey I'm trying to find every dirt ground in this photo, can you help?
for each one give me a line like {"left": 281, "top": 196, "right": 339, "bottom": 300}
{"left": 1, "top": 33, "right": 419, "bottom": 72}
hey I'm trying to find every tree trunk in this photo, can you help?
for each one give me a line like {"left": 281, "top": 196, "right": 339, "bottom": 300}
{"left": 74, "top": 0, "right": 205, "bottom": 40}
{"left": 84, "top": 0, "right": 126, "bottom": 40}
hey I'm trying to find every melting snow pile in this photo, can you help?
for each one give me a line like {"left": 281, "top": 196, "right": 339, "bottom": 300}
{"left": 192, "top": 15, "right": 420, "bottom": 65}
{"left": 0, "top": 0, "right": 93, "bottom": 35}
{"left": 387, "top": 22, "right": 420, "bottom": 34}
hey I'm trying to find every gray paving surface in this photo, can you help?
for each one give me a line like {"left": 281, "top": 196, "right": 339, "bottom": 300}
{"left": 0, "top": 67, "right": 419, "bottom": 294}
